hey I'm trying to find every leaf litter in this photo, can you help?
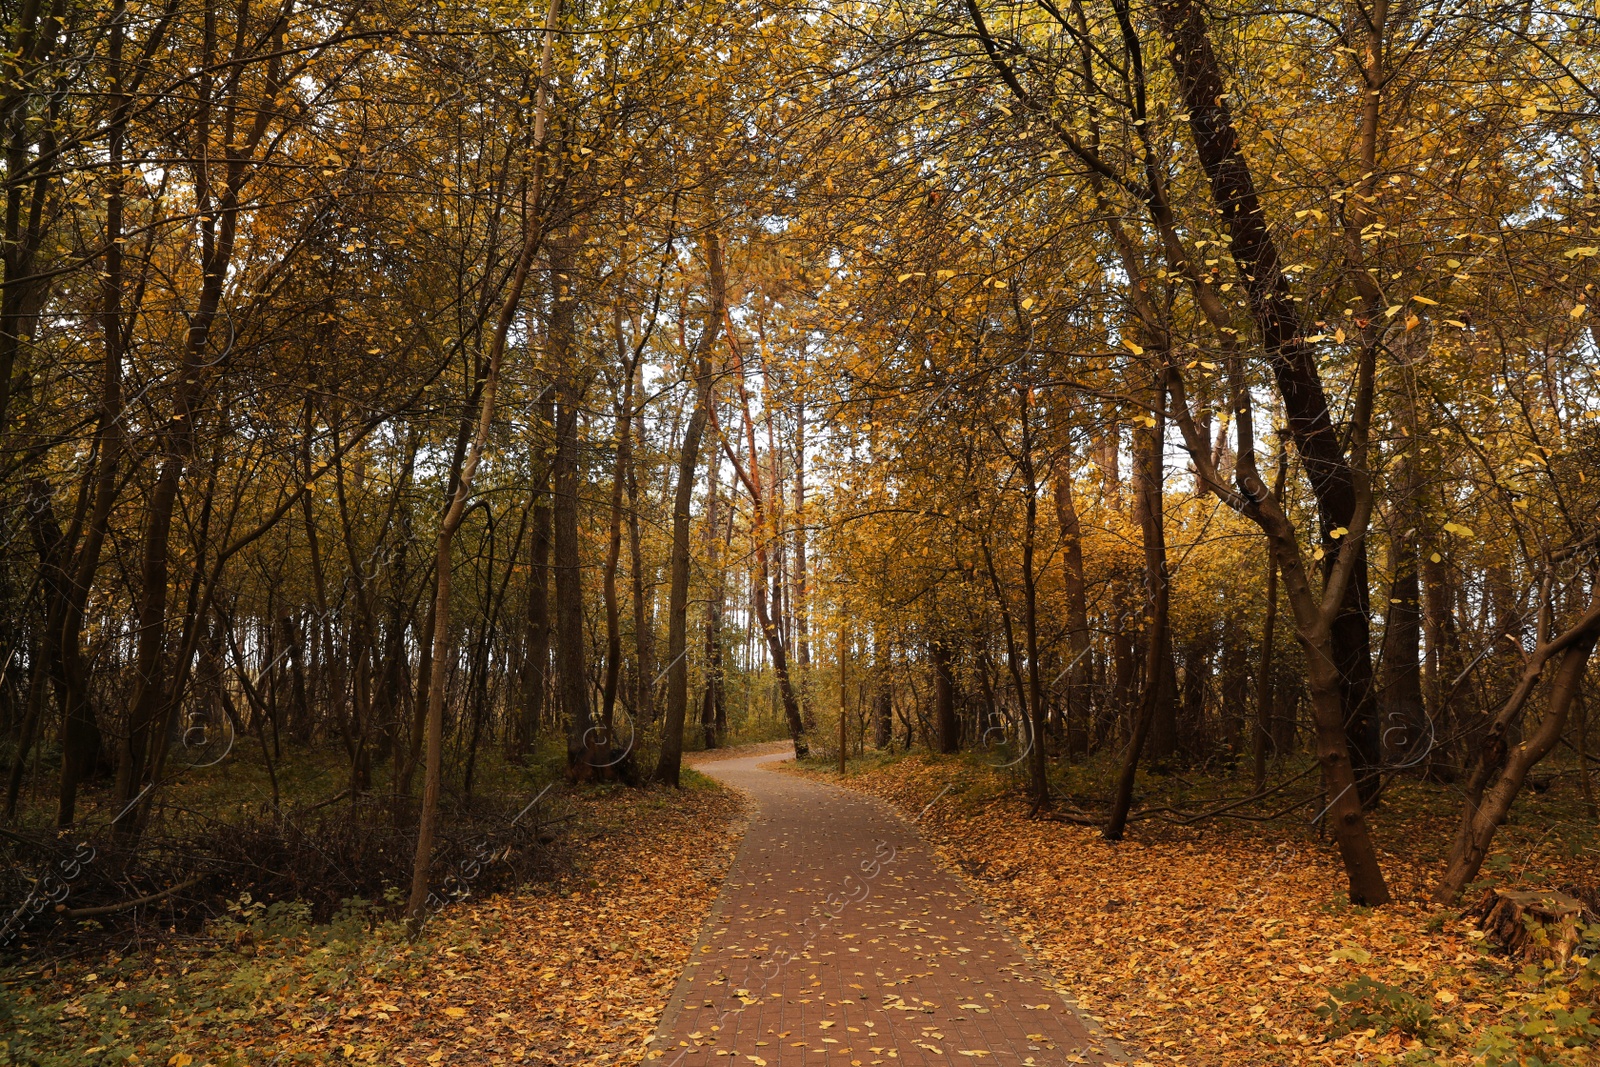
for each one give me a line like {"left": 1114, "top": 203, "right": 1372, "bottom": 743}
{"left": 1, "top": 782, "right": 745, "bottom": 1067}
{"left": 793, "top": 754, "right": 1600, "bottom": 1067}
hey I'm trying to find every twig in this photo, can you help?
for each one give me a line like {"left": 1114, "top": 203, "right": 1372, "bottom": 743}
{"left": 1041, "top": 765, "right": 1323, "bottom": 828}
{"left": 57, "top": 876, "right": 204, "bottom": 920}
{"left": 1143, "top": 764, "right": 1321, "bottom": 824}
{"left": 1039, "top": 809, "right": 1101, "bottom": 826}
{"left": 292, "top": 789, "right": 352, "bottom": 815}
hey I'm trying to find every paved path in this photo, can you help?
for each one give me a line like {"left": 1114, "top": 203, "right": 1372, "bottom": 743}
{"left": 652, "top": 751, "right": 1125, "bottom": 1066}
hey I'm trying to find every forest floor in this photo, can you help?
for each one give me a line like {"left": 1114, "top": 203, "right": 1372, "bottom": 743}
{"left": 787, "top": 751, "right": 1600, "bottom": 1067}
{"left": 5, "top": 744, "right": 1596, "bottom": 1067}
{"left": 0, "top": 775, "right": 745, "bottom": 1067}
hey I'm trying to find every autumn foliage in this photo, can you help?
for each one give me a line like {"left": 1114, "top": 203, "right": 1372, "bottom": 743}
{"left": 2, "top": 0, "right": 1599, "bottom": 1063}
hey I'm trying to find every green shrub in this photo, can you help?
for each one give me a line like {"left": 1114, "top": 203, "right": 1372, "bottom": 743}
{"left": 1318, "top": 975, "right": 1436, "bottom": 1038}
{"left": 1468, "top": 923, "right": 1600, "bottom": 1067}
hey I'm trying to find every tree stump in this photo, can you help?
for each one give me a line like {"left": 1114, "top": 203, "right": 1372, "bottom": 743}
{"left": 1468, "top": 887, "right": 1585, "bottom": 963}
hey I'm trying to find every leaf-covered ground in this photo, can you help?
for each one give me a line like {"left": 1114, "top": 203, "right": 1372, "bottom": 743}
{"left": 1, "top": 779, "right": 745, "bottom": 1067}
{"left": 792, "top": 753, "right": 1599, "bottom": 1067}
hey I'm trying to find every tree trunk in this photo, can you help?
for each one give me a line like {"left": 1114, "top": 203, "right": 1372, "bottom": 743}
{"left": 874, "top": 661, "right": 893, "bottom": 750}
{"left": 1378, "top": 520, "right": 1425, "bottom": 760}
{"left": 1133, "top": 371, "right": 1177, "bottom": 761}
{"left": 518, "top": 408, "right": 554, "bottom": 754}
{"left": 1018, "top": 390, "right": 1047, "bottom": 809}
{"left": 1575, "top": 685, "right": 1599, "bottom": 822}
{"left": 0, "top": 0, "right": 69, "bottom": 437}
{"left": 1220, "top": 613, "right": 1249, "bottom": 757}
{"left": 1434, "top": 592, "right": 1600, "bottom": 901}
{"left": 1423, "top": 534, "right": 1461, "bottom": 774}
{"left": 1105, "top": 634, "right": 1168, "bottom": 842}
{"left": 794, "top": 402, "right": 811, "bottom": 688}
{"left": 626, "top": 358, "right": 657, "bottom": 723}
{"left": 5, "top": 633, "right": 48, "bottom": 821}
{"left": 1107, "top": 366, "right": 1175, "bottom": 838}
{"left": 933, "top": 640, "right": 958, "bottom": 753}
{"left": 701, "top": 414, "right": 725, "bottom": 749}
{"left": 720, "top": 308, "right": 809, "bottom": 760}
{"left": 1155, "top": 0, "right": 1380, "bottom": 792}
{"left": 1254, "top": 544, "right": 1279, "bottom": 791}
{"left": 51, "top": 9, "right": 127, "bottom": 825}
{"left": 1378, "top": 395, "right": 1426, "bottom": 767}
{"left": 113, "top": 0, "right": 295, "bottom": 841}
{"left": 1180, "top": 639, "right": 1211, "bottom": 757}
{"left": 407, "top": 0, "right": 559, "bottom": 928}
{"left": 654, "top": 225, "right": 727, "bottom": 786}
{"left": 549, "top": 233, "right": 597, "bottom": 777}
{"left": 600, "top": 309, "right": 636, "bottom": 749}
{"left": 1253, "top": 443, "right": 1287, "bottom": 790}
{"left": 1303, "top": 637, "right": 1393, "bottom": 905}
{"left": 1053, "top": 455, "right": 1092, "bottom": 756}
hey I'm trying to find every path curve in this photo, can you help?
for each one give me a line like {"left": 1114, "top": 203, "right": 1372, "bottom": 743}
{"left": 652, "top": 750, "right": 1126, "bottom": 1065}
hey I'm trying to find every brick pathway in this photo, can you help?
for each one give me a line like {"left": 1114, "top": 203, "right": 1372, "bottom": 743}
{"left": 651, "top": 751, "right": 1128, "bottom": 1066}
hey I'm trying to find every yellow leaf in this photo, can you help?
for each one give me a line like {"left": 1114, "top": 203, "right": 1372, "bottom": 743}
{"left": 170, "top": 1057, "right": 194, "bottom": 1067}
{"left": 444, "top": 1007, "right": 466, "bottom": 1018}
{"left": 1385, "top": 304, "right": 1403, "bottom": 318}
{"left": 1411, "top": 295, "right": 1438, "bottom": 306}
{"left": 1442, "top": 522, "right": 1474, "bottom": 538}
{"left": 1430, "top": 551, "right": 1443, "bottom": 563}
{"left": 1329, "top": 527, "right": 1348, "bottom": 539}
{"left": 1122, "top": 338, "right": 1144, "bottom": 355}
{"left": 1573, "top": 304, "right": 1588, "bottom": 319}
{"left": 1334, "top": 327, "right": 1346, "bottom": 343}
{"left": 1021, "top": 297, "right": 1034, "bottom": 310}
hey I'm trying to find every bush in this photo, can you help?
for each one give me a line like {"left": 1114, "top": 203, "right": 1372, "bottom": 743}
{"left": 1468, "top": 923, "right": 1600, "bottom": 1067}
{"left": 0, "top": 789, "right": 565, "bottom": 959}
{"left": 1318, "top": 975, "right": 1436, "bottom": 1038}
